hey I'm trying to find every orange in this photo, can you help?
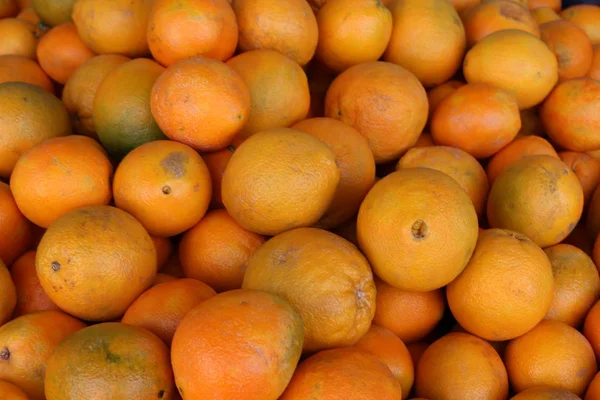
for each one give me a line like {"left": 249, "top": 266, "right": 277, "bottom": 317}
{"left": 10, "top": 135, "right": 113, "bottom": 228}
{"left": 447, "top": 229, "right": 554, "bottom": 341}
{"left": 543, "top": 244, "right": 600, "bottom": 327}
{"left": 586, "top": 372, "right": 600, "bottom": 400}
{"left": 202, "top": 143, "right": 238, "bottom": 209}
{"left": 0, "top": 82, "right": 71, "bottom": 179}
{"left": 121, "top": 278, "right": 216, "bottom": 346}
{"left": 0, "top": 380, "right": 29, "bottom": 400}
{"left": 413, "top": 132, "right": 435, "bottom": 148}
{"left": 0, "top": 18, "right": 38, "bottom": 59}
{"left": 292, "top": 117, "right": 377, "bottom": 229}
{"left": 528, "top": 0, "right": 561, "bottom": 11}
{"left": 315, "top": 0, "right": 392, "bottom": 73}
{"left": 17, "top": 7, "right": 40, "bottom": 24}
{"left": 179, "top": 209, "right": 265, "bottom": 293}
{"left": 589, "top": 190, "right": 600, "bottom": 242}
{"left": 72, "top": 0, "right": 152, "bottom": 57}
{"left": 463, "top": 0, "right": 540, "bottom": 47}
{"left": 450, "top": 0, "right": 481, "bottom": 13}
{"left": 463, "top": 29, "right": 559, "bottom": 109}
{"left": 559, "top": 151, "right": 600, "bottom": 205}
{"left": 10, "top": 251, "right": 58, "bottom": 317}
{"left": 486, "top": 135, "right": 559, "bottom": 184}
{"left": 0, "top": 0, "right": 18, "bottom": 17}
{"left": 325, "top": 61, "right": 428, "bottom": 163}
{"left": 171, "top": 289, "right": 303, "bottom": 399}
{"left": 372, "top": 277, "right": 445, "bottom": 343}
{"left": 430, "top": 82, "right": 521, "bottom": 159}
{"left": 0, "top": 182, "right": 33, "bottom": 267}
{"left": 152, "top": 236, "right": 172, "bottom": 270}
{"left": 589, "top": 44, "right": 600, "bottom": 81}
{"left": 540, "top": 20, "right": 594, "bottom": 81}
{"left": 426, "top": 80, "right": 465, "bottom": 124}
{"left": 36, "top": 22, "right": 95, "bottom": 84}
{"left": 0, "top": 310, "right": 86, "bottom": 400}
{"left": 36, "top": 205, "right": 157, "bottom": 322}
{"left": 231, "top": 0, "right": 318, "bottom": 67}
{"left": 357, "top": 168, "right": 479, "bottom": 292}
{"left": 93, "top": 57, "right": 167, "bottom": 160}
{"left": 406, "top": 341, "right": 429, "bottom": 367}
{"left": 505, "top": 320, "right": 597, "bottom": 396}
{"left": 112, "top": 140, "right": 212, "bottom": 237}
{"left": 541, "top": 78, "right": 600, "bottom": 152}
{"left": 518, "top": 107, "right": 545, "bottom": 137}
{"left": 415, "top": 332, "right": 509, "bottom": 400}
{"left": 487, "top": 155, "right": 584, "bottom": 248}
{"left": 532, "top": 6, "right": 561, "bottom": 24}
{"left": 242, "top": 227, "right": 376, "bottom": 352}
{"left": 221, "top": 128, "right": 340, "bottom": 236}
{"left": 30, "top": 0, "right": 75, "bottom": 27}
{"left": 561, "top": 5, "right": 600, "bottom": 45}
{"left": 0, "top": 260, "right": 16, "bottom": 327}
{"left": 512, "top": 387, "right": 584, "bottom": 400}
{"left": 280, "top": 347, "right": 403, "bottom": 400}
{"left": 584, "top": 300, "right": 600, "bottom": 359}
{"left": 226, "top": 49, "right": 310, "bottom": 139}
{"left": 44, "top": 322, "right": 175, "bottom": 400}
{"left": 151, "top": 57, "right": 250, "bottom": 152}
{"left": 354, "top": 324, "right": 414, "bottom": 397}
{"left": 0, "top": 55, "right": 53, "bottom": 93}
{"left": 61, "top": 54, "right": 130, "bottom": 138}
{"left": 397, "top": 145, "right": 489, "bottom": 217}
{"left": 159, "top": 253, "right": 185, "bottom": 278}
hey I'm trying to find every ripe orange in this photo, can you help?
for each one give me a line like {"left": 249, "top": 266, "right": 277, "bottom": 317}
{"left": 430, "top": 82, "right": 521, "bottom": 159}
{"left": 151, "top": 236, "right": 172, "bottom": 270}
{"left": 0, "top": 0, "right": 18, "bottom": 17}
{"left": 0, "top": 259, "right": 16, "bottom": 327}
{"left": 357, "top": 168, "right": 478, "bottom": 292}
{"left": 561, "top": 5, "right": 600, "bottom": 45}
{"left": 486, "top": 135, "right": 559, "bottom": 185}
{"left": 202, "top": 146, "right": 235, "bottom": 209}
{"left": 354, "top": 324, "right": 415, "bottom": 397}
{"left": 151, "top": 57, "right": 250, "bottom": 152}
{"left": 179, "top": 209, "right": 265, "bottom": 293}
{"left": 406, "top": 341, "right": 429, "bottom": 368}
{"left": 292, "top": 117, "right": 377, "bottom": 229}
{"left": 30, "top": 0, "right": 75, "bottom": 27}
{"left": 44, "top": 322, "right": 175, "bottom": 400}
{"left": 36, "top": 205, "right": 157, "bottom": 322}
{"left": 231, "top": 0, "right": 318, "bottom": 66}
{"left": 584, "top": 300, "right": 600, "bottom": 359}
{"left": 512, "top": 387, "right": 584, "bottom": 400}
{"left": 36, "top": 22, "right": 95, "bottom": 84}
{"left": 385, "top": 0, "right": 466, "bottom": 87}
{"left": 0, "top": 310, "right": 86, "bottom": 400}
{"left": 315, "top": 0, "right": 392, "bottom": 73}
{"left": 586, "top": 372, "right": 600, "bottom": 400}
{"left": 226, "top": 49, "right": 310, "bottom": 139}
{"left": 324, "top": 61, "right": 428, "bottom": 163}
{"left": 426, "top": 80, "right": 464, "bottom": 124}
{"left": 559, "top": 151, "right": 600, "bottom": 206}
{"left": 10, "top": 250, "right": 58, "bottom": 317}
{"left": 450, "top": 0, "right": 480, "bottom": 13}
{"left": 463, "top": 29, "right": 559, "bottom": 109}
{"left": 72, "top": 0, "right": 152, "bottom": 57}
{"left": 221, "top": 128, "right": 340, "bottom": 236}
{"left": 463, "top": 0, "right": 540, "bottom": 47}
{"left": 589, "top": 44, "right": 600, "bottom": 81}
{"left": 447, "top": 229, "right": 554, "bottom": 341}
{"left": 10, "top": 135, "right": 113, "bottom": 228}
{"left": 372, "top": 277, "right": 445, "bottom": 343}
{"left": 0, "top": 54, "right": 53, "bottom": 93}
{"left": 121, "top": 278, "right": 216, "bottom": 346}
{"left": 487, "top": 155, "right": 584, "bottom": 248}
{"left": 528, "top": 0, "right": 561, "bottom": 11}
{"left": 113, "top": 140, "right": 212, "bottom": 237}
{"left": 61, "top": 54, "right": 130, "bottom": 138}
{"left": 171, "top": 289, "right": 304, "bottom": 399}
{"left": 531, "top": 6, "right": 561, "bottom": 24}
{"left": 280, "top": 347, "right": 403, "bottom": 400}
{"left": 0, "top": 18, "right": 38, "bottom": 59}
{"left": 541, "top": 78, "right": 600, "bottom": 152}
{"left": 415, "top": 332, "right": 509, "bottom": 400}
{"left": 0, "top": 380, "right": 28, "bottom": 399}
{"left": 0, "top": 182, "right": 33, "bottom": 267}
{"left": 152, "top": 273, "right": 177, "bottom": 286}
{"left": 505, "top": 320, "right": 597, "bottom": 396}
{"left": 242, "top": 227, "right": 376, "bottom": 352}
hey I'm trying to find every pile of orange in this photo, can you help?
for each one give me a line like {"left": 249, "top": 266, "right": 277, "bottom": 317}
{"left": 2, "top": 0, "right": 600, "bottom": 398}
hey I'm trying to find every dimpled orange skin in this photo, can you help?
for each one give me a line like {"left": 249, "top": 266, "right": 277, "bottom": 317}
{"left": 561, "top": 5, "right": 600, "bottom": 45}
{"left": 510, "top": 387, "right": 582, "bottom": 400}
{"left": 487, "top": 155, "right": 584, "bottom": 248}
{"left": 0, "top": 310, "right": 86, "bottom": 400}
{"left": 0, "top": 259, "right": 16, "bottom": 327}
{"left": 560, "top": 151, "right": 600, "bottom": 206}
{"left": 324, "top": 61, "right": 428, "bottom": 164}
{"left": 221, "top": 128, "right": 340, "bottom": 236}
{"left": 150, "top": 57, "right": 251, "bottom": 152}
{"left": 415, "top": 332, "right": 509, "bottom": 400}
{"left": 171, "top": 289, "right": 304, "bottom": 400}
{"left": 242, "top": 228, "right": 376, "bottom": 353}
{"left": 44, "top": 322, "right": 175, "bottom": 400}
{"left": 0, "top": 54, "right": 54, "bottom": 93}
{"left": 279, "top": 347, "right": 403, "bottom": 400}
{"left": 35, "top": 205, "right": 157, "bottom": 322}
{"left": 447, "top": 229, "right": 555, "bottom": 342}
{"left": 541, "top": 78, "right": 600, "bottom": 153}
{"left": 357, "top": 168, "right": 479, "bottom": 292}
